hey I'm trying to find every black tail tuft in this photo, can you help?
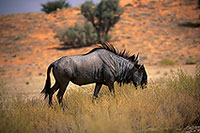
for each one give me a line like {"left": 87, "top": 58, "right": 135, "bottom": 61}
{"left": 41, "top": 63, "right": 53, "bottom": 99}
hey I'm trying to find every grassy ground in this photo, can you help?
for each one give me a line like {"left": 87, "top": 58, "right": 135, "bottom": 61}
{"left": 0, "top": 65, "right": 200, "bottom": 132}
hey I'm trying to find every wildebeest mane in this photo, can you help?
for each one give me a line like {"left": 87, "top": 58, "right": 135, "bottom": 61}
{"left": 85, "top": 42, "right": 136, "bottom": 62}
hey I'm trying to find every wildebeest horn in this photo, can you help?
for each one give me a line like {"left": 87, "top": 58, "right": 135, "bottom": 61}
{"left": 135, "top": 53, "right": 139, "bottom": 61}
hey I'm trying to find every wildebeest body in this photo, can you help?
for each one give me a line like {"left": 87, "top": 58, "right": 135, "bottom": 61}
{"left": 58, "top": 50, "right": 134, "bottom": 84}
{"left": 41, "top": 43, "right": 147, "bottom": 105}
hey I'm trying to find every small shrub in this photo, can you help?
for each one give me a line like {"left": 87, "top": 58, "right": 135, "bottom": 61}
{"left": 55, "top": 22, "right": 97, "bottom": 47}
{"left": 41, "top": 0, "right": 70, "bottom": 14}
{"left": 161, "top": 58, "right": 176, "bottom": 65}
{"left": 186, "top": 59, "right": 196, "bottom": 65}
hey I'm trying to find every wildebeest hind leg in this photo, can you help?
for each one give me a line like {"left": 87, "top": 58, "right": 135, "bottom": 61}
{"left": 57, "top": 81, "right": 69, "bottom": 105}
{"left": 49, "top": 82, "right": 59, "bottom": 105}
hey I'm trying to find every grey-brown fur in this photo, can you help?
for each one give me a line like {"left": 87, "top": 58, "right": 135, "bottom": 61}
{"left": 41, "top": 42, "right": 147, "bottom": 105}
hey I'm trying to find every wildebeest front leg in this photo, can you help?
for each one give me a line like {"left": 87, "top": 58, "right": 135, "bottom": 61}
{"left": 107, "top": 82, "right": 115, "bottom": 97}
{"left": 133, "top": 82, "right": 138, "bottom": 90}
{"left": 93, "top": 83, "right": 102, "bottom": 98}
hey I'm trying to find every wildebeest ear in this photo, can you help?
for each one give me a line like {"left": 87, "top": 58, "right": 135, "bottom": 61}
{"left": 135, "top": 60, "right": 139, "bottom": 66}
{"left": 134, "top": 60, "right": 143, "bottom": 69}
{"left": 135, "top": 53, "right": 139, "bottom": 61}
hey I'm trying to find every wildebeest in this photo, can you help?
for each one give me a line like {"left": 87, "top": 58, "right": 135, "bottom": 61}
{"left": 41, "top": 42, "right": 147, "bottom": 105}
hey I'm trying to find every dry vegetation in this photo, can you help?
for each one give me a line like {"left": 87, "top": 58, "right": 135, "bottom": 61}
{"left": 1, "top": 65, "right": 200, "bottom": 132}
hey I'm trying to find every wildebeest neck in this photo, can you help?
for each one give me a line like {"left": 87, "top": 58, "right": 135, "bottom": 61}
{"left": 115, "top": 57, "right": 135, "bottom": 84}
{"left": 97, "top": 49, "right": 135, "bottom": 84}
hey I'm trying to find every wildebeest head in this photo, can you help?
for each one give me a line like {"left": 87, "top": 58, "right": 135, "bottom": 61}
{"left": 129, "top": 53, "right": 148, "bottom": 89}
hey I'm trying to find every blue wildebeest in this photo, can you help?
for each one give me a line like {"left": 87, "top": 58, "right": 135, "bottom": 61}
{"left": 41, "top": 42, "right": 147, "bottom": 105}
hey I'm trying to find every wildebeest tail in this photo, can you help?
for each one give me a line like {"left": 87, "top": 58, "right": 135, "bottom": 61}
{"left": 41, "top": 63, "right": 53, "bottom": 99}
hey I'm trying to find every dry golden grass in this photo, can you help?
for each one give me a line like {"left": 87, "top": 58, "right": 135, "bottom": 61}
{"left": 0, "top": 65, "right": 200, "bottom": 132}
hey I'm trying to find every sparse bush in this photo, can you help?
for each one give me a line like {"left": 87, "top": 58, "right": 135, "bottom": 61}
{"left": 41, "top": 0, "right": 70, "bottom": 14}
{"left": 161, "top": 58, "right": 176, "bottom": 65}
{"left": 0, "top": 65, "right": 200, "bottom": 132}
{"left": 186, "top": 59, "right": 196, "bottom": 65}
{"left": 81, "top": 0, "right": 124, "bottom": 43}
{"left": 55, "top": 22, "right": 97, "bottom": 47}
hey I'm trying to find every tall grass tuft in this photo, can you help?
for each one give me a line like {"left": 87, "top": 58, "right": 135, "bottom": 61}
{"left": 0, "top": 65, "right": 200, "bottom": 132}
